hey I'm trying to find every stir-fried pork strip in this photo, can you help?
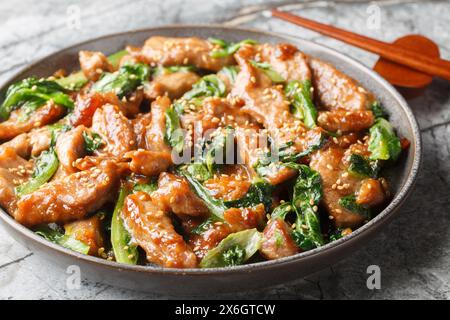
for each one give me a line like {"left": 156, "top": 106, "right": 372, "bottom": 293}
{"left": 14, "top": 160, "right": 120, "bottom": 227}
{"left": 310, "top": 141, "right": 387, "bottom": 228}
{"left": 152, "top": 172, "right": 209, "bottom": 217}
{"left": 232, "top": 45, "right": 316, "bottom": 183}
{"left": 0, "top": 133, "right": 32, "bottom": 159}
{"left": 318, "top": 109, "right": 374, "bottom": 132}
{"left": 55, "top": 125, "right": 87, "bottom": 175}
{"left": 121, "top": 191, "right": 198, "bottom": 268}
{"left": 187, "top": 221, "right": 233, "bottom": 259}
{"left": 0, "top": 102, "right": 65, "bottom": 141}
{"left": 223, "top": 204, "right": 266, "bottom": 231}
{"left": 131, "top": 112, "right": 152, "bottom": 149}
{"left": 64, "top": 215, "right": 105, "bottom": 256}
{"left": 135, "top": 36, "right": 234, "bottom": 71}
{"left": 260, "top": 218, "right": 299, "bottom": 260}
{"left": 71, "top": 91, "right": 143, "bottom": 128}
{"left": 204, "top": 166, "right": 251, "bottom": 201}
{"left": 308, "top": 57, "right": 374, "bottom": 111}
{"left": 79, "top": 51, "right": 113, "bottom": 81}
{"left": 257, "top": 43, "right": 311, "bottom": 82}
{"left": 180, "top": 97, "right": 259, "bottom": 141}
{"left": 126, "top": 96, "right": 173, "bottom": 176}
{"left": 144, "top": 96, "right": 172, "bottom": 153}
{"left": 91, "top": 104, "right": 136, "bottom": 157}
{"left": 144, "top": 71, "right": 200, "bottom": 100}
{"left": 0, "top": 147, "right": 33, "bottom": 214}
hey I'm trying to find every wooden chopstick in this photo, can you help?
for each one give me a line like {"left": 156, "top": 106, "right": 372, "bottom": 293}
{"left": 271, "top": 9, "right": 450, "bottom": 82}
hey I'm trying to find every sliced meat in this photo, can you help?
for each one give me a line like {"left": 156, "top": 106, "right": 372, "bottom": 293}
{"left": 125, "top": 96, "right": 173, "bottom": 176}
{"left": 144, "top": 96, "right": 172, "bottom": 152}
{"left": 131, "top": 112, "right": 152, "bottom": 149}
{"left": 232, "top": 45, "right": 291, "bottom": 132}
{"left": 71, "top": 91, "right": 142, "bottom": 127}
{"left": 55, "top": 125, "right": 87, "bottom": 175}
{"left": 121, "top": 191, "right": 198, "bottom": 268}
{"left": 1, "top": 127, "right": 52, "bottom": 159}
{"left": 79, "top": 51, "right": 113, "bottom": 81}
{"left": 136, "top": 36, "right": 233, "bottom": 71}
{"left": 29, "top": 127, "right": 52, "bottom": 157}
{"left": 126, "top": 149, "right": 172, "bottom": 176}
{"left": 64, "top": 215, "right": 105, "bottom": 256}
{"left": 260, "top": 218, "right": 299, "bottom": 260}
{"left": 187, "top": 221, "right": 233, "bottom": 259}
{"left": 204, "top": 166, "right": 251, "bottom": 201}
{"left": 0, "top": 102, "right": 65, "bottom": 141}
{"left": 91, "top": 104, "right": 136, "bottom": 157}
{"left": 144, "top": 71, "right": 200, "bottom": 100}
{"left": 0, "top": 147, "right": 33, "bottom": 214}
{"left": 318, "top": 109, "right": 374, "bottom": 132}
{"left": 309, "top": 145, "right": 363, "bottom": 228}
{"left": 309, "top": 141, "right": 387, "bottom": 228}
{"left": 223, "top": 204, "right": 265, "bottom": 231}
{"left": 356, "top": 178, "right": 386, "bottom": 206}
{"left": 308, "top": 57, "right": 374, "bottom": 111}
{"left": 258, "top": 43, "right": 311, "bottom": 82}
{"left": 14, "top": 160, "right": 120, "bottom": 227}
{"left": 152, "top": 172, "right": 208, "bottom": 217}
{"left": 0, "top": 134, "right": 31, "bottom": 158}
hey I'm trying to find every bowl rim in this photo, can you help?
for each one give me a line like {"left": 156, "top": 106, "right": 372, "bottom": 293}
{"left": 0, "top": 24, "right": 422, "bottom": 276}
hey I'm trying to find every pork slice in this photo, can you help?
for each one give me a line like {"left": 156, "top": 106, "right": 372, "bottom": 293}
{"left": 138, "top": 36, "right": 233, "bottom": 71}
{"left": 309, "top": 57, "right": 374, "bottom": 111}
{"left": 79, "top": 51, "right": 113, "bottom": 81}
{"left": 152, "top": 172, "right": 208, "bottom": 217}
{"left": 14, "top": 160, "right": 120, "bottom": 227}
{"left": 64, "top": 215, "right": 105, "bottom": 256}
{"left": 260, "top": 218, "right": 299, "bottom": 260}
{"left": 317, "top": 109, "right": 374, "bottom": 132}
{"left": 0, "top": 147, "right": 33, "bottom": 214}
{"left": 91, "top": 104, "right": 136, "bottom": 157}
{"left": 0, "top": 102, "right": 65, "bottom": 141}
{"left": 144, "top": 71, "right": 200, "bottom": 100}
{"left": 125, "top": 96, "right": 173, "bottom": 176}
{"left": 55, "top": 125, "right": 87, "bottom": 175}
{"left": 258, "top": 43, "right": 311, "bottom": 82}
{"left": 0, "top": 126, "right": 52, "bottom": 159}
{"left": 131, "top": 112, "right": 152, "bottom": 149}
{"left": 121, "top": 191, "right": 198, "bottom": 268}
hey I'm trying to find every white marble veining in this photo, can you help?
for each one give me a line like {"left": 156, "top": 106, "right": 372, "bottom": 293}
{"left": 1, "top": 0, "right": 449, "bottom": 300}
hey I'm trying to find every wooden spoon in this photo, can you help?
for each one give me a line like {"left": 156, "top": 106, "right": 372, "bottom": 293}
{"left": 373, "top": 34, "right": 440, "bottom": 98}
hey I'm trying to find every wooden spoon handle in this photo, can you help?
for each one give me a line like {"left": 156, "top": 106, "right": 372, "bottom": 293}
{"left": 271, "top": 9, "right": 450, "bottom": 82}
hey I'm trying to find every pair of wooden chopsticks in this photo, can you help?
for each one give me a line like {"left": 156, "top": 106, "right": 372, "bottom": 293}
{"left": 270, "top": 9, "right": 450, "bottom": 82}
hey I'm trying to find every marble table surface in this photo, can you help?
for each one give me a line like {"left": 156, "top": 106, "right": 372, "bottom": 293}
{"left": 0, "top": 0, "right": 449, "bottom": 300}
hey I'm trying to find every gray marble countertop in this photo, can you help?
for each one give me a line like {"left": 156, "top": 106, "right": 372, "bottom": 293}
{"left": 0, "top": 0, "right": 449, "bottom": 300}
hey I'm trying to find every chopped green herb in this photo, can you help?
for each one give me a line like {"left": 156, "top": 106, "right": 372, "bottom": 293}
{"left": 285, "top": 80, "right": 317, "bottom": 128}
{"left": 111, "top": 186, "right": 139, "bottom": 265}
{"left": 249, "top": 60, "right": 284, "bottom": 83}
{"left": 0, "top": 77, "right": 74, "bottom": 120}
{"left": 15, "top": 148, "right": 59, "bottom": 196}
{"left": 82, "top": 131, "right": 103, "bottom": 154}
{"left": 371, "top": 101, "right": 388, "bottom": 119}
{"left": 35, "top": 224, "right": 90, "bottom": 254}
{"left": 347, "top": 154, "right": 380, "bottom": 178}
{"left": 92, "top": 63, "right": 151, "bottom": 98}
{"left": 183, "top": 74, "right": 226, "bottom": 100}
{"left": 165, "top": 106, "right": 184, "bottom": 153}
{"left": 200, "top": 229, "right": 261, "bottom": 268}
{"left": 368, "top": 118, "right": 401, "bottom": 161}
{"left": 209, "top": 38, "right": 257, "bottom": 58}
{"left": 338, "top": 194, "right": 371, "bottom": 218}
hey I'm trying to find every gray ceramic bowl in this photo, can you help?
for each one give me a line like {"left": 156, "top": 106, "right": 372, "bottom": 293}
{"left": 0, "top": 25, "right": 421, "bottom": 294}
